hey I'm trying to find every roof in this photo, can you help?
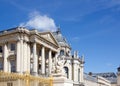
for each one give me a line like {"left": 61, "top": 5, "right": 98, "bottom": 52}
{"left": 92, "top": 72, "right": 117, "bottom": 84}
{"left": 52, "top": 29, "right": 71, "bottom": 48}
{"left": 84, "top": 73, "right": 97, "bottom": 82}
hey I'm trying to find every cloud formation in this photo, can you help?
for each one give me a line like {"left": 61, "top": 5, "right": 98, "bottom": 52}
{"left": 20, "top": 11, "right": 57, "bottom": 32}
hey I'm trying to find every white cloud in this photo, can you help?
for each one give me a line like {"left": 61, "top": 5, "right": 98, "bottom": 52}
{"left": 20, "top": 11, "right": 57, "bottom": 32}
{"left": 72, "top": 37, "right": 80, "bottom": 41}
{"left": 71, "top": 37, "right": 80, "bottom": 43}
{"left": 106, "top": 63, "right": 113, "bottom": 67}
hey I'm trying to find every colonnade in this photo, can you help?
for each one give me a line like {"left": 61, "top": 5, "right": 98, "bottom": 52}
{"left": 32, "top": 42, "right": 56, "bottom": 76}
{"left": 1, "top": 37, "right": 58, "bottom": 77}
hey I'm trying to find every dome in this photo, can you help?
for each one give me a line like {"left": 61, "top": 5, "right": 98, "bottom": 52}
{"left": 52, "top": 29, "right": 70, "bottom": 48}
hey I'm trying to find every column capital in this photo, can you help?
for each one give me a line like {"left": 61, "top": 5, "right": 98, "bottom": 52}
{"left": 3, "top": 40, "right": 8, "bottom": 44}
{"left": 41, "top": 44, "right": 44, "bottom": 47}
{"left": 31, "top": 40, "right": 37, "bottom": 45}
{"left": 48, "top": 48, "right": 52, "bottom": 51}
{"left": 16, "top": 39, "right": 20, "bottom": 42}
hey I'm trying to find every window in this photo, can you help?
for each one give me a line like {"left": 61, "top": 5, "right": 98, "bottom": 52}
{"left": 10, "top": 60, "right": 16, "bottom": 72}
{"left": 7, "top": 82, "right": 13, "bottom": 86}
{"left": 60, "top": 50, "right": 64, "bottom": 56}
{"left": 10, "top": 43, "right": 15, "bottom": 51}
{"left": 78, "top": 69, "right": 80, "bottom": 82}
{"left": 38, "top": 64, "right": 41, "bottom": 74}
{"left": 64, "top": 67, "right": 69, "bottom": 78}
{"left": 0, "top": 61, "right": 3, "bottom": 70}
{"left": 0, "top": 46, "right": 2, "bottom": 53}
{"left": 30, "top": 63, "right": 33, "bottom": 73}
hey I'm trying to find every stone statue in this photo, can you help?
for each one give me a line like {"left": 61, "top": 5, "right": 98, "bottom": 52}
{"left": 55, "top": 57, "right": 65, "bottom": 74}
{"left": 51, "top": 61, "right": 56, "bottom": 73}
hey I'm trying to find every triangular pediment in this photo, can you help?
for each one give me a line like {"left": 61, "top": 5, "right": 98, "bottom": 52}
{"left": 39, "top": 32, "right": 58, "bottom": 46}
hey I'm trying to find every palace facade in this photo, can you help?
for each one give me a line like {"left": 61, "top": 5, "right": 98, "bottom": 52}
{"left": 0, "top": 27, "right": 119, "bottom": 86}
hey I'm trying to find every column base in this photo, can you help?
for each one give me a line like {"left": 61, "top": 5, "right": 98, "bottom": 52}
{"left": 16, "top": 71, "right": 21, "bottom": 74}
{"left": 41, "top": 73, "right": 46, "bottom": 77}
{"left": 31, "top": 72, "right": 38, "bottom": 76}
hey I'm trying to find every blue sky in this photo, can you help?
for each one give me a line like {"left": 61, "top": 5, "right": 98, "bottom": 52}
{"left": 0, "top": 0, "right": 120, "bottom": 73}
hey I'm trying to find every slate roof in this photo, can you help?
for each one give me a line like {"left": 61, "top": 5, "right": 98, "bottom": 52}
{"left": 52, "top": 29, "right": 70, "bottom": 48}
{"left": 84, "top": 73, "right": 97, "bottom": 82}
{"left": 92, "top": 72, "right": 117, "bottom": 84}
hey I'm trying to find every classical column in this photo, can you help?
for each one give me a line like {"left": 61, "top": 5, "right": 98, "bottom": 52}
{"left": 80, "top": 64, "right": 84, "bottom": 83}
{"left": 16, "top": 40, "right": 21, "bottom": 73}
{"left": 8, "top": 61, "right": 11, "bottom": 73}
{"left": 3, "top": 43, "right": 8, "bottom": 72}
{"left": 23, "top": 41, "right": 28, "bottom": 73}
{"left": 33, "top": 42, "right": 38, "bottom": 75}
{"left": 20, "top": 39, "right": 23, "bottom": 73}
{"left": 80, "top": 55, "right": 84, "bottom": 83}
{"left": 48, "top": 49, "right": 52, "bottom": 75}
{"left": 41, "top": 46, "right": 45, "bottom": 75}
{"left": 27, "top": 42, "right": 31, "bottom": 73}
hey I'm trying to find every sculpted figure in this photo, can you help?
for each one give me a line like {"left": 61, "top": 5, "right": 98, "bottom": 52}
{"left": 55, "top": 57, "right": 65, "bottom": 74}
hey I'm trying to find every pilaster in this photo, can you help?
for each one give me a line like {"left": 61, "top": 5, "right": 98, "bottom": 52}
{"left": 16, "top": 40, "right": 21, "bottom": 73}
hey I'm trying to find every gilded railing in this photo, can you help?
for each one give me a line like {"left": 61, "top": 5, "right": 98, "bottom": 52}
{"left": 0, "top": 71, "right": 53, "bottom": 86}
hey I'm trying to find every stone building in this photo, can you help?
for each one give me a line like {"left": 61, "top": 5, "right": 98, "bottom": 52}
{"left": 84, "top": 67, "right": 120, "bottom": 86}
{"left": 0, "top": 27, "right": 119, "bottom": 86}
{"left": 0, "top": 27, "right": 84, "bottom": 86}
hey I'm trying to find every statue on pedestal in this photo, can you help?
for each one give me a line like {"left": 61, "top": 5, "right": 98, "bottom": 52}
{"left": 52, "top": 56, "right": 66, "bottom": 77}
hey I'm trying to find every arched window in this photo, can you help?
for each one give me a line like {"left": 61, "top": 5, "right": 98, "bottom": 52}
{"left": 64, "top": 67, "right": 69, "bottom": 78}
{"left": 60, "top": 50, "right": 64, "bottom": 56}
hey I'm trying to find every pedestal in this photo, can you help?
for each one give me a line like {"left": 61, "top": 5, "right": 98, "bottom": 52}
{"left": 52, "top": 73, "right": 73, "bottom": 86}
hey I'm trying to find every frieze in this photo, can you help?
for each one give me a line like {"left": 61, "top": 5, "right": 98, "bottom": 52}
{"left": 36, "top": 35, "right": 59, "bottom": 49}
{"left": 0, "top": 33, "right": 20, "bottom": 43}
{"left": 30, "top": 34, "right": 59, "bottom": 51}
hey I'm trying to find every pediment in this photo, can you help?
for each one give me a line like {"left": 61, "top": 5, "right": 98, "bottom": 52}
{"left": 39, "top": 32, "right": 58, "bottom": 46}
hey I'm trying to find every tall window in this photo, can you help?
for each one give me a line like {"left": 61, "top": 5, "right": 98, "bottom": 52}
{"left": 64, "top": 67, "right": 69, "bottom": 78}
{"left": 10, "top": 43, "right": 15, "bottom": 51}
{"left": 30, "top": 63, "right": 33, "bottom": 73}
{"left": 78, "top": 69, "right": 80, "bottom": 82}
{"left": 0, "top": 61, "right": 3, "bottom": 70}
{"left": 10, "top": 60, "right": 16, "bottom": 72}
{"left": 0, "top": 46, "right": 2, "bottom": 53}
{"left": 60, "top": 50, "right": 64, "bottom": 56}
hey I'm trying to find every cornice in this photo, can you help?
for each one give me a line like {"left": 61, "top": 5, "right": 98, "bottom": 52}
{"left": 0, "top": 27, "right": 30, "bottom": 37}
